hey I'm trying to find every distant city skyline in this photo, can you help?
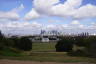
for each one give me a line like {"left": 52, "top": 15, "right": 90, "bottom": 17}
{"left": 0, "top": 0, "right": 96, "bottom": 35}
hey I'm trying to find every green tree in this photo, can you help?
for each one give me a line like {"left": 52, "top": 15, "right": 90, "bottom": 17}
{"left": 0, "top": 30, "right": 5, "bottom": 49}
{"left": 19, "top": 37, "right": 32, "bottom": 51}
{"left": 55, "top": 37, "right": 74, "bottom": 52}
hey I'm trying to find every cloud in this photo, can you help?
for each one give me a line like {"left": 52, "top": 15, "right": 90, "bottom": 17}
{"left": 24, "top": 8, "right": 40, "bottom": 20}
{"left": 1, "top": 20, "right": 96, "bottom": 35}
{"left": 0, "top": 11, "right": 20, "bottom": 21}
{"left": 26, "top": 0, "right": 96, "bottom": 20}
{"left": 51, "top": 0, "right": 82, "bottom": 17}
{"left": 71, "top": 20, "right": 80, "bottom": 25}
{"left": 52, "top": 0, "right": 96, "bottom": 19}
{"left": 12, "top": 4, "right": 24, "bottom": 13}
{"left": 57, "top": 20, "right": 87, "bottom": 30}
{"left": 46, "top": 24, "right": 56, "bottom": 30}
{"left": 70, "top": 20, "right": 87, "bottom": 29}
{"left": 0, "top": 21, "right": 43, "bottom": 35}
{"left": 33, "top": 0, "right": 59, "bottom": 15}
{"left": 87, "top": 22, "right": 96, "bottom": 29}
{"left": 24, "top": 0, "right": 59, "bottom": 20}
{"left": 0, "top": 4, "right": 24, "bottom": 21}
{"left": 74, "top": 4, "right": 96, "bottom": 19}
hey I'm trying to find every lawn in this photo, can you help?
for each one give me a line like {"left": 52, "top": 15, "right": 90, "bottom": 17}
{"left": 32, "top": 42, "right": 56, "bottom": 52}
{"left": 0, "top": 52, "right": 95, "bottom": 63}
{"left": 0, "top": 42, "right": 96, "bottom": 63}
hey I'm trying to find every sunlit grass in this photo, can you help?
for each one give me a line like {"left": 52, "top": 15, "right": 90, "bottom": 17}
{"left": 0, "top": 52, "right": 95, "bottom": 63}
{"left": 32, "top": 43, "right": 56, "bottom": 52}
{"left": 0, "top": 43, "right": 96, "bottom": 63}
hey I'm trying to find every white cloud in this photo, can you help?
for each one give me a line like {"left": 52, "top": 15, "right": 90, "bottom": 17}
{"left": 12, "top": 4, "right": 24, "bottom": 13}
{"left": 24, "top": 8, "right": 40, "bottom": 20}
{"left": 64, "top": 0, "right": 82, "bottom": 8}
{"left": 46, "top": 24, "right": 56, "bottom": 30}
{"left": 0, "top": 11, "right": 20, "bottom": 21}
{"left": 52, "top": 0, "right": 96, "bottom": 19}
{"left": 34, "top": 0, "right": 59, "bottom": 15}
{"left": 88, "top": 23, "right": 96, "bottom": 29}
{"left": 34, "top": 0, "right": 58, "bottom": 7}
{"left": 0, "top": 21, "right": 43, "bottom": 35}
{"left": 0, "top": 4, "right": 24, "bottom": 21}
{"left": 78, "top": 25, "right": 85, "bottom": 29}
{"left": 71, "top": 20, "right": 80, "bottom": 25}
{"left": 1, "top": 20, "right": 96, "bottom": 35}
{"left": 27, "top": 0, "right": 96, "bottom": 19}
{"left": 62, "top": 24, "right": 69, "bottom": 28}
{"left": 74, "top": 4, "right": 96, "bottom": 19}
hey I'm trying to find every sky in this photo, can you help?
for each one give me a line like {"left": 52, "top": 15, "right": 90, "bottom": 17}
{"left": 0, "top": 0, "right": 96, "bottom": 35}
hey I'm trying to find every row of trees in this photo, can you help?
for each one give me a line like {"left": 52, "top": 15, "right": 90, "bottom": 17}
{"left": 1, "top": 30, "right": 96, "bottom": 57}
{"left": 0, "top": 31, "right": 32, "bottom": 51}
{"left": 55, "top": 33, "right": 96, "bottom": 57}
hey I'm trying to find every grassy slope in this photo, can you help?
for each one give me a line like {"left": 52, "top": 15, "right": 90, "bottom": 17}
{"left": 32, "top": 43, "right": 56, "bottom": 52}
{"left": 0, "top": 52, "right": 95, "bottom": 63}
{"left": 0, "top": 43, "right": 96, "bottom": 63}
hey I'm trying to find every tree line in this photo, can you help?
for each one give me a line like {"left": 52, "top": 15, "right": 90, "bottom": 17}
{"left": 55, "top": 33, "right": 96, "bottom": 57}
{"left": 0, "top": 30, "right": 96, "bottom": 57}
{"left": 0, "top": 31, "right": 32, "bottom": 52}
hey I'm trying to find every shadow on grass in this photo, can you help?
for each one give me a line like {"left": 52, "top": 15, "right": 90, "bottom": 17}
{"left": 67, "top": 50, "right": 96, "bottom": 60}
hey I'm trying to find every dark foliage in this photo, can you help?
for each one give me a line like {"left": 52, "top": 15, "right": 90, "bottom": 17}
{"left": 0, "top": 31, "right": 4, "bottom": 49}
{"left": 55, "top": 37, "right": 74, "bottom": 52}
{"left": 9, "top": 36, "right": 20, "bottom": 48}
{"left": 55, "top": 32, "right": 96, "bottom": 57}
{"left": 19, "top": 37, "right": 32, "bottom": 51}
{"left": 74, "top": 36, "right": 86, "bottom": 46}
{"left": 0, "top": 30, "right": 33, "bottom": 51}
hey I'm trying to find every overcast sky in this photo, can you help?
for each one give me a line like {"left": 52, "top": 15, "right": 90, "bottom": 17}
{"left": 0, "top": 0, "right": 96, "bottom": 35}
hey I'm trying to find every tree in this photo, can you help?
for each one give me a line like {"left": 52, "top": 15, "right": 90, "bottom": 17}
{"left": 74, "top": 36, "right": 86, "bottom": 46}
{"left": 84, "top": 36, "right": 96, "bottom": 57}
{"left": 0, "top": 30, "right": 3, "bottom": 38}
{"left": 10, "top": 36, "right": 20, "bottom": 48}
{"left": 0, "top": 30, "right": 5, "bottom": 49}
{"left": 55, "top": 37, "right": 74, "bottom": 52}
{"left": 19, "top": 37, "right": 32, "bottom": 51}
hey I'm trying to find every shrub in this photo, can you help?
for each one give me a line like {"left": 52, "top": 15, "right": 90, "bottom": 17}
{"left": 0, "top": 31, "right": 4, "bottom": 49}
{"left": 55, "top": 37, "right": 74, "bottom": 52}
{"left": 19, "top": 37, "right": 32, "bottom": 51}
{"left": 84, "top": 36, "right": 96, "bottom": 57}
{"left": 9, "top": 36, "right": 20, "bottom": 48}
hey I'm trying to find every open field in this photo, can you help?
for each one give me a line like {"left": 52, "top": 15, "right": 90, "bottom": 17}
{"left": 0, "top": 43, "right": 96, "bottom": 64}
{"left": 0, "top": 59, "right": 94, "bottom": 64}
{"left": 32, "top": 42, "right": 56, "bottom": 52}
{"left": 0, "top": 52, "right": 96, "bottom": 63}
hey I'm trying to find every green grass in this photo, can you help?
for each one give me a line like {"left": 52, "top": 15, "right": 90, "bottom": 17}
{"left": 0, "top": 48, "right": 23, "bottom": 57}
{"left": 32, "top": 43, "right": 56, "bottom": 52}
{"left": 0, "top": 52, "right": 95, "bottom": 63}
{"left": 0, "top": 43, "right": 96, "bottom": 63}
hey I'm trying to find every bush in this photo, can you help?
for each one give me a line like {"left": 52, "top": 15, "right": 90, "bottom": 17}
{"left": 67, "top": 50, "right": 87, "bottom": 57}
{"left": 84, "top": 36, "right": 96, "bottom": 57}
{"left": 18, "top": 37, "right": 32, "bottom": 51}
{"left": 74, "top": 37, "right": 84, "bottom": 46}
{"left": 0, "top": 31, "right": 14, "bottom": 49}
{"left": 55, "top": 37, "right": 74, "bottom": 52}
{"left": 0, "top": 48, "right": 22, "bottom": 56}
{"left": 0, "top": 31, "right": 5, "bottom": 49}
{"left": 9, "top": 36, "right": 20, "bottom": 48}
{"left": 56, "top": 35, "right": 96, "bottom": 57}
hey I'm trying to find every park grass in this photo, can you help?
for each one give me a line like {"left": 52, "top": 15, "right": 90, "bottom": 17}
{"left": 0, "top": 48, "right": 24, "bottom": 57}
{"left": 0, "top": 52, "right": 95, "bottom": 63}
{"left": 32, "top": 42, "right": 56, "bottom": 52}
{"left": 0, "top": 43, "right": 96, "bottom": 63}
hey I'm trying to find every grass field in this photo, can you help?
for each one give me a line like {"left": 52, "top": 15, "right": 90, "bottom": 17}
{"left": 0, "top": 42, "right": 96, "bottom": 63}
{"left": 32, "top": 42, "right": 56, "bottom": 52}
{"left": 0, "top": 52, "right": 96, "bottom": 63}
